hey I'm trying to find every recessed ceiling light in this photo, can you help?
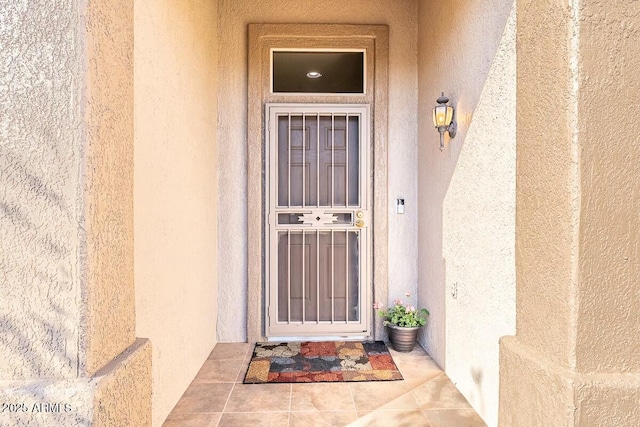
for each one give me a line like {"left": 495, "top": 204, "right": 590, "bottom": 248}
{"left": 306, "top": 71, "right": 322, "bottom": 79}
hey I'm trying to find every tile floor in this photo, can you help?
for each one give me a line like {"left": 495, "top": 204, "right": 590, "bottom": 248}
{"left": 163, "top": 342, "right": 487, "bottom": 427}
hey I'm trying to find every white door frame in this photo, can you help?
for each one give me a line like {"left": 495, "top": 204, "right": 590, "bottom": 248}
{"left": 246, "top": 24, "right": 389, "bottom": 343}
{"left": 265, "top": 104, "right": 371, "bottom": 338}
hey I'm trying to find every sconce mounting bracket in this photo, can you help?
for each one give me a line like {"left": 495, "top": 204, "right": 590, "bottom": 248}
{"left": 448, "top": 121, "right": 457, "bottom": 139}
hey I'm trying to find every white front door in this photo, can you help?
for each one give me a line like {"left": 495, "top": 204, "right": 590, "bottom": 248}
{"left": 266, "top": 104, "right": 371, "bottom": 337}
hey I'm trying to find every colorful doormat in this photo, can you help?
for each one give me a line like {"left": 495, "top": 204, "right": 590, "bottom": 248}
{"left": 243, "top": 341, "right": 404, "bottom": 384}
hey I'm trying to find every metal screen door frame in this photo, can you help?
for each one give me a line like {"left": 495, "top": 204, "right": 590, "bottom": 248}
{"left": 265, "top": 103, "right": 371, "bottom": 338}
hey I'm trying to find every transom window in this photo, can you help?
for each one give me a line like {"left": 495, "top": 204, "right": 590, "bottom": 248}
{"left": 271, "top": 50, "right": 365, "bottom": 94}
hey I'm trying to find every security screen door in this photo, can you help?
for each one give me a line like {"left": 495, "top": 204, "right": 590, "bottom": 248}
{"left": 266, "top": 104, "right": 370, "bottom": 337}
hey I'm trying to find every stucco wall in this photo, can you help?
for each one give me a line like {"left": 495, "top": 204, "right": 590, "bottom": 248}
{"left": 500, "top": 0, "right": 640, "bottom": 424}
{"left": 513, "top": 0, "right": 640, "bottom": 376}
{"left": 217, "top": 0, "right": 419, "bottom": 341}
{"left": 500, "top": 337, "right": 640, "bottom": 426}
{"left": 513, "top": 0, "right": 579, "bottom": 371}
{"left": 575, "top": 0, "right": 640, "bottom": 374}
{"left": 1, "top": 0, "right": 85, "bottom": 380}
{"left": 1, "top": 0, "right": 136, "bottom": 380}
{"left": 83, "top": 0, "right": 136, "bottom": 378}
{"left": 134, "top": 1, "right": 219, "bottom": 425}
{"left": 417, "top": 1, "right": 516, "bottom": 425}
{"left": 1, "top": 2, "right": 151, "bottom": 425}
{"left": 93, "top": 339, "right": 152, "bottom": 427}
{"left": 0, "top": 339, "right": 151, "bottom": 427}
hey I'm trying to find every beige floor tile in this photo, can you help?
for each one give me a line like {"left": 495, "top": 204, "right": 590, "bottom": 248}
{"left": 224, "top": 383, "right": 291, "bottom": 412}
{"left": 193, "top": 359, "right": 243, "bottom": 383}
{"left": 378, "top": 392, "right": 420, "bottom": 411}
{"left": 394, "top": 357, "right": 444, "bottom": 381}
{"left": 404, "top": 375, "right": 447, "bottom": 392}
{"left": 290, "top": 383, "right": 355, "bottom": 411}
{"left": 162, "top": 413, "right": 221, "bottom": 427}
{"left": 352, "top": 409, "right": 432, "bottom": 426}
{"left": 170, "top": 383, "right": 234, "bottom": 415}
{"left": 208, "top": 343, "right": 251, "bottom": 360}
{"left": 235, "top": 356, "right": 251, "bottom": 383}
{"left": 387, "top": 344, "right": 429, "bottom": 359}
{"left": 218, "top": 411, "right": 289, "bottom": 427}
{"left": 392, "top": 351, "right": 440, "bottom": 368}
{"left": 350, "top": 381, "right": 419, "bottom": 411}
{"left": 290, "top": 411, "right": 358, "bottom": 426}
{"left": 162, "top": 343, "right": 485, "bottom": 427}
{"left": 387, "top": 344, "right": 441, "bottom": 380}
{"left": 412, "top": 378, "right": 472, "bottom": 410}
{"left": 424, "top": 409, "right": 487, "bottom": 427}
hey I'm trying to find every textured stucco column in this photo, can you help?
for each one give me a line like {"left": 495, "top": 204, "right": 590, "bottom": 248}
{"left": 499, "top": 1, "right": 640, "bottom": 425}
{"left": 0, "top": 2, "right": 151, "bottom": 426}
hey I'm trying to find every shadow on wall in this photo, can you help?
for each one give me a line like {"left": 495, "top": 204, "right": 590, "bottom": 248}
{"left": 418, "top": 0, "right": 515, "bottom": 356}
{"left": 0, "top": 148, "right": 94, "bottom": 424}
{"left": 0, "top": 147, "right": 81, "bottom": 377}
{"left": 418, "top": 1, "right": 517, "bottom": 425}
{"left": 422, "top": 0, "right": 515, "bottom": 199}
{"left": 0, "top": 304, "right": 76, "bottom": 378}
{"left": 469, "top": 366, "right": 485, "bottom": 417}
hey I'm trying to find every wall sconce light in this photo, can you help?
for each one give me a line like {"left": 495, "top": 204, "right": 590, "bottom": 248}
{"left": 432, "top": 93, "right": 457, "bottom": 151}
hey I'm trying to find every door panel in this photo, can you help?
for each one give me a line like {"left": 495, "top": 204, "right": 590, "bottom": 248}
{"left": 277, "top": 115, "right": 359, "bottom": 208}
{"left": 267, "top": 104, "right": 370, "bottom": 337}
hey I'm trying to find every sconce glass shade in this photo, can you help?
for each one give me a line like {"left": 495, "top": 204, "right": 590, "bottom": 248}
{"left": 432, "top": 97, "right": 454, "bottom": 128}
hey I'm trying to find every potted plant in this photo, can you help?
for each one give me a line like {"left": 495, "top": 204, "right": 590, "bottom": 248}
{"left": 374, "top": 292, "right": 429, "bottom": 352}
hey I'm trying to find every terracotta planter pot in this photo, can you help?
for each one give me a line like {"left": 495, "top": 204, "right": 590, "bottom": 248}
{"left": 386, "top": 324, "right": 421, "bottom": 352}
